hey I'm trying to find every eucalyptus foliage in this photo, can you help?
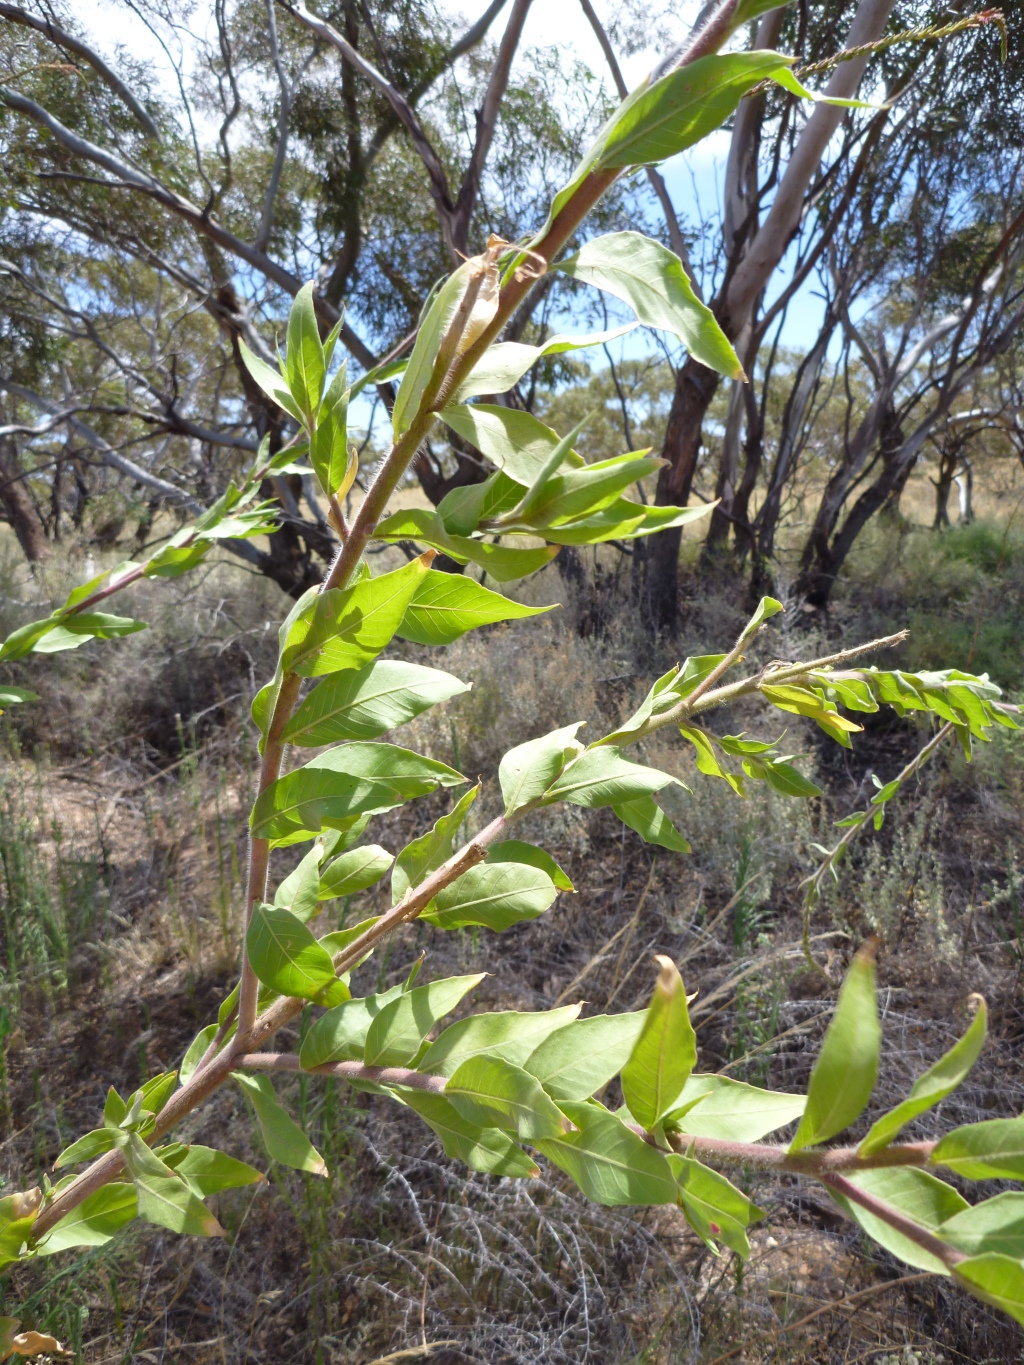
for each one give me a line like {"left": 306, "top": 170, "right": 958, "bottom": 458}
{"left": 1, "top": 5, "right": 1022, "bottom": 1349}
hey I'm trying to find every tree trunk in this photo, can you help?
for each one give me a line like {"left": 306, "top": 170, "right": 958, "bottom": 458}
{"left": 703, "top": 378, "right": 745, "bottom": 554}
{"left": 955, "top": 457, "right": 974, "bottom": 524}
{"left": 0, "top": 433, "right": 48, "bottom": 563}
{"left": 645, "top": 356, "right": 721, "bottom": 628}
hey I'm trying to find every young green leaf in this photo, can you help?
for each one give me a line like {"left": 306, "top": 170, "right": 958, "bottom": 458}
{"left": 663, "top": 1074, "right": 806, "bottom": 1142}
{"left": 446, "top": 1055, "right": 572, "bottom": 1140}
{"left": 828, "top": 1167, "right": 967, "bottom": 1275}
{"left": 162, "top": 1145, "right": 266, "bottom": 1197}
{"left": 392, "top": 255, "right": 480, "bottom": 436}
{"left": 238, "top": 338, "right": 303, "bottom": 422}
{"left": 282, "top": 553, "right": 433, "bottom": 677}
{"left": 440, "top": 402, "right": 587, "bottom": 485}
{"left": 284, "top": 281, "right": 326, "bottom": 422}
{"left": 621, "top": 956, "right": 697, "bottom": 1129}
{"left": 180, "top": 1023, "right": 220, "bottom": 1086}
{"left": 422, "top": 861, "right": 558, "bottom": 932}
{"left": 402, "top": 1092, "right": 539, "bottom": 1178}
{"left": 284, "top": 660, "right": 468, "bottom": 746}
{"left": 246, "top": 902, "right": 338, "bottom": 1001}
{"left": 395, "top": 568, "right": 556, "bottom": 646}
{"left": 391, "top": 786, "right": 479, "bottom": 905}
{"left": 955, "top": 1253, "right": 1024, "bottom": 1326}
{"left": 418, "top": 1005, "right": 581, "bottom": 1078}
{"left": 597, "top": 51, "right": 795, "bottom": 169}
{"left": 523, "top": 1012, "right": 645, "bottom": 1102}
{"left": 859, "top": 998, "right": 987, "bottom": 1155}
{"left": 0, "top": 1190, "right": 41, "bottom": 1270}
{"left": 233, "top": 1073, "right": 328, "bottom": 1175}
{"left": 499, "top": 722, "right": 584, "bottom": 815}
{"left": 273, "top": 842, "right": 324, "bottom": 921}
{"left": 545, "top": 747, "right": 677, "bottom": 809}
{"left": 789, "top": 948, "right": 881, "bottom": 1152}
{"left": 555, "top": 231, "right": 741, "bottom": 379}
{"left": 122, "top": 1133, "right": 224, "bottom": 1237}
{"left": 535, "top": 1100, "right": 677, "bottom": 1206}
{"left": 678, "top": 723, "right": 745, "bottom": 795}
{"left": 931, "top": 1117, "right": 1024, "bottom": 1180}
{"left": 486, "top": 840, "right": 574, "bottom": 892}
{"left": 318, "top": 844, "right": 392, "bottom": 900}
{"left": 363, "top": 973, "right": 486, "bottom": 1067}
{"left": 299, "top": 986, "right": 405, "bottom": 1068}
{"left": 33, "top": 1183, "right": 138, "bottom": 1256}
{"left": 613, "top": 795, "right": 690, "bottom": 851}
{"left": 250, "top": 743, "right": 464, "bottom": 844}
{"left": 454, "top": 325, "right": 636, "bottom": 402}
{"left": 669, "top": 1154, "right": 764, "bottom": 1258}
{"left": 310, "top": 363, "right": 348, "bottom": 496}
{"left": 53, "top": 1128, "right": 117, "bottom": 1169}
{"left": 372, "top": 508, "right": 560, "bottom": 582}
{"left": 940, "top": 1193, "right": 1024, "bottom": 1259}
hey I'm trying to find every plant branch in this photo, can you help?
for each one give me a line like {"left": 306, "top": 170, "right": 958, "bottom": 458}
{"left": 237, "top": 1052, "right": 447, "bottom": 1093}
{"left": 821, "top": 1171, "right": 966, "bottom": 1268}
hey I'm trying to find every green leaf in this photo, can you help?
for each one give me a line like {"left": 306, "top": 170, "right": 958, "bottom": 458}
{"left": 597, "top": 666, "right": 683, "bottom": 746}
{"left": 440, "top": 403, "right": 587, "bottom": 485}
{"left": 931, "top": 1117, "right": 1024, "bottom": 1180}
{"left": 509, "top": 413, "right": 594, "bottom": 521}
{"left": 318, "top": 844, "right": 392, "bottom": 900}
{"left": 273, "top": 842, "right": 324, "bottom": 921}
{"left": 669, "top": 1154, "right": 763, "bottom": 1258}
{"left": 122, "top": 1132, "right": 224, "bottom": 1237}
{"left": 402, "top": 1092, "right": 539, "bottom": 1177}
{"left": 0, "top": 1191, "right": 40, "bottom": 1269}
{"left": 0, "top": 686, "right": 38, "bottom": 713}
{"left": 363, "top": 973, "right": 486, "bottom": 1067}
{"left": 238, "top": 338, "right": 302, "bottom": 422}
{"left": 597, "top": 51, "right": 794, "bottom": 168}
{"left": 555, "top": 231, "right": 741, "bottom": 378}
{"left": 372, "top": 509, "right": 560, "bottom": 582}
{"left": 752, "top": 758, "right": 822, "bottom": 800}
{"left": 955, "top": 1253, "right": 1024, "bottom": 1325}
{"left": 284, "top": 660, "right": 468, "bottom": 746}
{"left": 524, "top": 1012, "right": 645, "bottom": 1101}
{"left": 310, "top": 363, "right": 349, "bottom": 496}
{"left": 393, "top": 256, "right": 479, "bottom": 437}
{"left": 53, "top": 1128, "right": 116, "bottom": 1169}
{"left": 391, "top": 786, "right": 479, "bottom": 905}
{"left": 299, "top": 986, "right": 405, "bottom": 1068}
{"left": 34, "top": 1183, "right": 137, "bottom": 1256}
{"left": 662, "top": 1074, "right": 806, "bottom": 1142}
{"left": 250, "top": 743, "right": 465, "bottom": 844}
{"left": 621, "top": 956, "right": 697, "bottom": 1129}
{"left": 789, "top": 948, "right": 880, "bottom": 1152}
{"left": 163, "top": 1145, "right": 266, "bottom": 1197}
{"left": 424, "top": 861, "right": 558, "bottom": 932}
{"left": 103, "top": 1086, "right": 127, "bottom": 1127}
{"left": 454, "top": 326, "right": 636, "bottom": 402}
{"left": 282, "top": 554, "right": 432, "bottom": 677}
{"left": 535, "top": 1100, "right": 677, "bottom": 1206}
{"left": 759, "top": 684, "right": 863, "bottom": 749}
{"left": 446, "top": 1055, "right": 572, "bottom": 1139}
{"left": 860, "top": 1000, "right": 987, "bottom": 1155}
{"left": 678, "top": 723, "right": 744, "bottom": 795}
{"left": 499, "top": 722, "right": 584, "bottom": 816}
{"left": 133, "top": 1071, "right": 178, "bottom": 1118}
{"left": 486, "top": 840, "right": 574, "bottom": 892}
{"left": 828, "top": 1167, "right": 966, "bottom": 1275}
{"left": 613, "top": 795, "right": 690, "bottom": 852}
{"left": 285, "top": 281, "right": 326, "bottom": 422}
{"left": 232, "top": 1073, "right": 328, "bottom": 1174}
{"left": 545, "top": 746, "right": 677, "bottom": 808}
{"left": 246, "top": 902, "right": 338, "bottom": 1001}
{"left": 940, "top": 1193, "right": 1024, "bottom": 1259}
{"left": 180, "top": 1023, "right": 219, "bottom": 1086}
{"left": 396, "top": 568, "right": 556, "bottom": 645}
{"left": 418, "top": 1005, "right": 582, "bottom": 1078}
{"left": 515, "top": 454, "right": 665, "bottom": 530}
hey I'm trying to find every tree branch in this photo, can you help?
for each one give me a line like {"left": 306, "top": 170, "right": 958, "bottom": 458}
{"left": 0, "top": 2, "right": 160, "bottom": 137}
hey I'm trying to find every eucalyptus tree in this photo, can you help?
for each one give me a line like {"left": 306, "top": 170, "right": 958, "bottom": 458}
{"left": 0, "top": 0, "right": 633, "bottom": 590}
